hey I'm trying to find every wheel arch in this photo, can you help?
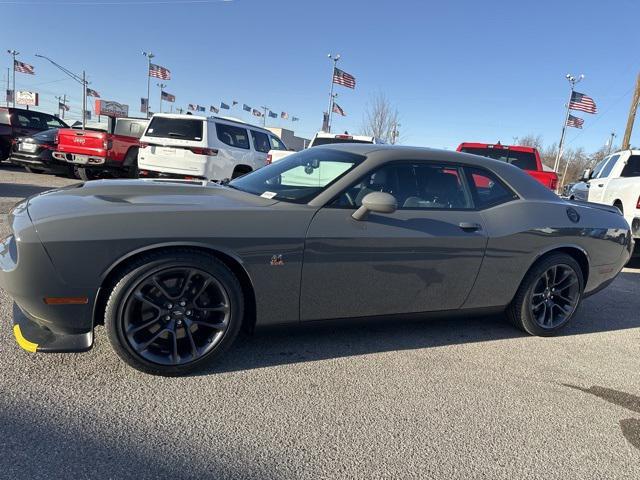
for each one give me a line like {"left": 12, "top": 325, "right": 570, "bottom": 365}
{"left": 526, "top": 245, "right": 590, "bottom": 288}
{"left": 93, "top": 242, "right": 257, "bottom": 333}
{"left": 613, "top": 199, "right": 624, "bottom": 213}
{"left": 123, "top": 146, "right": 139, "bottom": 167}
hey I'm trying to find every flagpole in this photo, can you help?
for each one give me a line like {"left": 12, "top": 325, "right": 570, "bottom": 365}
{"left": 554, "top": 73, "right": 583, "bottom": 176}
{"left": 82, "top": 70, "right": 87, "bottom": 130}
{"left": 7, "top": 50, "right": 19, "bottom": 108}
{"left": 143, "top": 51, "right": 154, "bottom": 119}
{"left": 327, "top": 54, "right": 340, "bottom": 133}
{"left": 158, "top": 82, "right": 166, "bottom": 113}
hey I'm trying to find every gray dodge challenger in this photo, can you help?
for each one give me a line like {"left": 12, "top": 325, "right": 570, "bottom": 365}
{"left": 0, "top": 145, "right": 633, "bottom": 375}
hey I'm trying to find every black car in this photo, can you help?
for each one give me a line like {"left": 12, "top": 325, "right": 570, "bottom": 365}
{"left": 9, "top": 128, "right": 73, "bottom": 175}
{"left": 0, "top": 107, "right": 68, "bottom": 162}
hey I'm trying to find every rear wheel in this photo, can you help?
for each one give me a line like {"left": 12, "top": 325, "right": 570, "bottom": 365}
{"left": 105, "top": 250, "right": 244, "bottom": 376}
{"left": 76, "top": 166, "right": 100, "bottom": 181}
{"left": 507, "top": 253, "right": 584, "bottom": 336}
{"left": 123, "top": 148, "right": 139, "bottom": 178}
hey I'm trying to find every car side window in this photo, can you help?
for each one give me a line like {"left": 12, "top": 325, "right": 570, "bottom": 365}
{"left": 465, "top": 167, "right": 517, "bottom": 209}
{"left": 250, "top": 130, "right": 271, "bottom": 153}
{"left": 269, "top": 135, "right": 287, "bottom": 151}
{"left": 620, "top": 155, "right": 640, "bottom": 177}
{"left": 332, "top": 163, "right": 473, "bottom": 210}
{"left": 599, "top": 155, "right": 619, "bottom": 178}
{"left": 216, "top": 123, "right": 249, "bottom": 149}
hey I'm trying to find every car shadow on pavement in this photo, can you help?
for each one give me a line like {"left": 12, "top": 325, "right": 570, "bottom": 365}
{"left": 201, "top": 270, "right": 640, "bottom": 376}
{"left": 0, "top": 182, "right": 54, "bottom": 199}
{"left": 0, "top": 406, "right": 278, "bottom": 480}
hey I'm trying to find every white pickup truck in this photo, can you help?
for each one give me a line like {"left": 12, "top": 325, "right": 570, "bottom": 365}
{"left": 582, "top": 149, "right": 640, "bottom": 249}
{"left": 266, "top": 132, "right": 381, "bottom": 164}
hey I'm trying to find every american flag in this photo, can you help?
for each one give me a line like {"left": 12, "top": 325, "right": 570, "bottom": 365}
{"left": 569, "top": 91, "right": 597, "bottom": 114}
{"left": 141, "top": 97, "right": 149, "bottom": 113}
{"left": 281, "top": 111, "right": 289, "bottom": 120}
{"left": 292, "top": 117, "right": 299, "bottom": 122}
{"left": 14, "top": 60, "right": 35, "bottom": 75}
{"left": 86, "top": 88, "right": 100, "bottom": 98}
{"left": 333, "top": 67, "right": 356, "bottom": 89}
{"left": 197, "top": 105, "right": 205, "bottom": 112}
{"left": 161, "top": 91, "right": 175, "bottom": 102}
{"left": 188, "top": 103, "right": 196, "bottom": 111}
{"left": 149, "top": 63, "right": 171, "bottom": 80}
{"left": 220, "top": 102, "right": 230, "bottom": 109}
{"left": 332, "top": 102, "right": 346, "bottom": 116}
{"left": 566, "top": 114, "right": 584, "bottom": 129}
{"left": 252, "top": 109, "right": 263, "bottom": 117}
{"left": 210, "top": 105, "right": 219, "bottom": 113}
{"left": 243, "top": 104, "right": 251, "bottom": 112}
{"left": 58, "top": 102, "right": 70, "bottom": 112}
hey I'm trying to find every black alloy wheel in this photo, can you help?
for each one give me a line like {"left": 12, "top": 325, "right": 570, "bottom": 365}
{"left": 105, "top": 250, "right": 244, "bottom": 375}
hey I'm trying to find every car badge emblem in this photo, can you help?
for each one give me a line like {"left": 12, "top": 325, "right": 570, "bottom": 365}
{"left": 270, "top": 255, "right": 284, "bottom": 266}
{"left": 73, "top": 137, "right": 86, "bottom": 144}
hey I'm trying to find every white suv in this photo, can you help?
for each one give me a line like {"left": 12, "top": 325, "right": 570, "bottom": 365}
{"left": 138, "top": 114, "right": 287, "bottom": 181}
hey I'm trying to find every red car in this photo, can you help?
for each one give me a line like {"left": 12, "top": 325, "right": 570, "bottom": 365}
{"left": 457, "top": 142, "right": 558, "bottom": 190}
{"left": 54, "top": 117, "right": 148, "bottom": 180}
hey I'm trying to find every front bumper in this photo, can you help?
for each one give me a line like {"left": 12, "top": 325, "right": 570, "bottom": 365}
{"left": 12, "top": 303, "right": 93, "bottom": 353}
{"left": 1, "top": 205, "right": 97, "bottom": 353}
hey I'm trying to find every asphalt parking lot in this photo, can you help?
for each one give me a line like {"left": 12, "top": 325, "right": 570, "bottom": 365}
{"left": 1, "top": 165, "right": 639, "bottom": 480}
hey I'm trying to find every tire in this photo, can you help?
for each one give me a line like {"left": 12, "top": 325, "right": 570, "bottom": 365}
{"left": 507, "top": 253, "right": 584, "bottom": 336}
{"left": 614, "top": 202, "right": 623, "bottom": 215}
{"left": 76, "top": 166, "right": 99, "bottom": 181}
{"left": 123, "top": 149, "right": 139, "bottom": 178}
{"left": 105, "top": 249, "right": 244, "bottom": 376}
{"left": 24, "top": 166, "right": 40, "bottom": 174}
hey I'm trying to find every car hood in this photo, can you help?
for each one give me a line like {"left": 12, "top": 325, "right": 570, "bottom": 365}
{"left": 26, "top": 179, "right": 278, "bottom": 223}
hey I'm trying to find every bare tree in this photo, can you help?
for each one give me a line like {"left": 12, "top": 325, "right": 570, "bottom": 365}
{"left": 361, "top": 93, "right": 400, "bottom": 143}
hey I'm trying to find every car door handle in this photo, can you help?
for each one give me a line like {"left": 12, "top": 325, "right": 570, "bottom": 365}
{"left": 597, "top": 183, "right": 604, "bottom": 187}
{"left": 459, "top": 222, "right": 481, "bottom": 232}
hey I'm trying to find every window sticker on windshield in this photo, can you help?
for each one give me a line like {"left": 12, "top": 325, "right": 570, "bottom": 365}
{"left": 261, "top": 191, "right": 277, "bottom": 199}
{"left": 148, "top": 128, "right": 154, "bottom": 133}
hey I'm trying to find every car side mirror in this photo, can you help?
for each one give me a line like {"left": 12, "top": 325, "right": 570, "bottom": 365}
{"left": 580, "top": 168, "right": 591, "bottom": 182}
{"left": 352, "top": 192, "right": 397, "bottom": 221}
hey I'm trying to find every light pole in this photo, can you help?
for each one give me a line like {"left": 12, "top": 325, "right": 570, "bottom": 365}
{"left": 326, "top": 53, "right": 340, "bottom": 133}
{"left": 157, "top": 82, "right": 166, "bottom": 113}
{"left": 554, "top": 73, "right": 584, "bottom": 176}
{"left": 260, "top": 106, "right": 269, "bottom": 126}
{"left": 7, "top": 49, "right": 19, "bottom": 107}
{"left": 35, "top": 53, "right": 88, "bottom": 129}
{"left": 391, "top": 122, "right": 401, "bottom": 145}
{"left": 143, "top": 51, "right": 154, "bottom": 119}
{"left": 607, "top": 132, "right": 617, "bottom": 155}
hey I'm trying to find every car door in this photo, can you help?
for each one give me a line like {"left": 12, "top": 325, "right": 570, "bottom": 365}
{"left": 588, "top": 154, "right": 619, "bottom": 203}
{"left": 300, "top": 162, "right": 489, "bottom": 321}
{"left": 249, "top": 129, "right": 271, "bottom": 169}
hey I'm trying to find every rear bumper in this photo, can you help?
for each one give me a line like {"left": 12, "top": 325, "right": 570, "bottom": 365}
{"left": 139, "top": 169, "right": 207, "bottom": 181}
{"left": 53, "top": 151, "right": 106, "bottom": 165}
{"left": 9, "top": 152, "right": 70, "bottom": 173}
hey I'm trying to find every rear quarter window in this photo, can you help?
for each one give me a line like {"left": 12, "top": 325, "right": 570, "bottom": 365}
{"left": 115, "top": 119, "right": 148, "bottom": 138}
{"left": 145, "top": 117, "right": 203, "bottom": 141}
{"left": 216, "top": 123, "right": 249, "bottom": 149}
{"left": 465, "top": 167, "right": 518, "bottom": 209}
{"left": 250, "top": 130, "right": 271, "bottom": 153}
{"left": 620, "top": 155, "right": 640, "bottom": 177}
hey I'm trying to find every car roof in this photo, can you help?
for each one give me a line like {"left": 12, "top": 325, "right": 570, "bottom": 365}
{"left": 150, "top": 113, "right": 271, "bottom": 133}
{"left": 458, "top": 142, "right": 539, "bottom": 153}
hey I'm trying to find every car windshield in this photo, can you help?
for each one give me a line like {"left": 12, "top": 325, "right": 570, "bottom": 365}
{"left": 460, "top": 147, "right": 538, "bottom": 171}
{"left": 228, "top": 148, "right": 365, "bottom": 203}
{"left": 312, "top": 137, "right": 374, "bottom": 146}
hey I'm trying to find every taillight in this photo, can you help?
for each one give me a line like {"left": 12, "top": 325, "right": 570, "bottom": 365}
{"left": 550, "top": 177, "right": 558, "bottom": 190}
{"left": 103, "top": 139, "right": 113, "bottom": 150}
{"left": 139, "top": 142, "right": 148, "bottom": 149}
{"left": 266, "top": 153, "right": 272, "bottom": 165}
{"left": 189, "top": 147, "right": 218, "bottom": 156}
{"left": 636, "top": 195, "right": 640, "bottom": 209}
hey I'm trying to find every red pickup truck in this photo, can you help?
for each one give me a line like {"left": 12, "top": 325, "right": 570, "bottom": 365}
{"left": 457, "top": 142, "right": 558, "bottom": 190}
{"left": 54, "top": 117, "right": 148, "bottom": 180}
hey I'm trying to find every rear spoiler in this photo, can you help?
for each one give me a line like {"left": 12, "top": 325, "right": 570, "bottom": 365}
{"left": 565, "top": 199, "right": 622, "bottom": 215}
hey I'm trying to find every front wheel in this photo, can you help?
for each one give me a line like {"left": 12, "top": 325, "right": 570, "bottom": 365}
{"left": 105, "top": 250, "right": 244, "bottom": 375}
{"left": 507, "top": 253, "right": 584, "bottom": 336}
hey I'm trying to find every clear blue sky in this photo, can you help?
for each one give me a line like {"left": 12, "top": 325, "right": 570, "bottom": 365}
{"left": 2, "top": 0, "right": 638, "bottom": 151}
